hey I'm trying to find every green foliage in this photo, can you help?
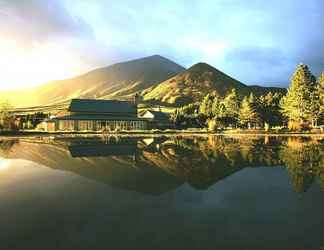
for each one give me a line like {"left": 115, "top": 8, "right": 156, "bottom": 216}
{"left": 223, "top": 89, "right": 240, "bottom": 125}
{"left": 318, "top": 72, "right": 324, "bottom": 122}
{"left": 199, "top": 93, "right": 216, "bottom": 118}
{"left": 199, "top": 89, "right": 241, "bottom": 129}
{"left": 280, "top": 64, "right": 318, "bottom": 125}
{"left": 171, "top": 63, "right": 324, "bottom": 131}
{"left": 238, "top": 94, "right": 260, "bottom": 128}
{"left": 171, "top": 103, "right": 203, "bottom": 128}
{"left": 258, "top": 92, "right": 284, "bottom": 126}
{"left": 279, "top": 138, "right": 322, "bottom": 192}
{"left": 207, "top": 118, "right": 226, "bottom": 131}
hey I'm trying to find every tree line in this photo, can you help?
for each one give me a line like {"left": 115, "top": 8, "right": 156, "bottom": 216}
{"left": 171, "top": 64, "right": 324, "bottom": 131}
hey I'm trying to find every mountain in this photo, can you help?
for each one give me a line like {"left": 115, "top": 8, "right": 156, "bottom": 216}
{"left": 0, "top": 55, "right": 185, "bottom": 108}
{"left": 142, "top": 63, "right": 285, "bottom": 106}
{"left": 0, "top": 56, "right": 286, "bottom": 109}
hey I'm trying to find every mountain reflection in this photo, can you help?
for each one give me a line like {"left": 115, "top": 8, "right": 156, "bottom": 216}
{"left": 0, "top": 135, "right": 323, "bottom": 194}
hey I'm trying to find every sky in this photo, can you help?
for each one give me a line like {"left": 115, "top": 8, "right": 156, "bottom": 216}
{"left": 0, "top": 0, "right": 323, "bottom": 90}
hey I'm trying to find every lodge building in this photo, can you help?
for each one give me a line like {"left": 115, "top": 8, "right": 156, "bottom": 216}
{"left": 39, "top": 99, "right": 148, "bottom": 132}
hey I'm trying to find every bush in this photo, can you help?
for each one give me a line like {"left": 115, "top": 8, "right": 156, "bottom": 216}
{"left": 288, "top": 121, "right": 311, "bottom": 131}
{"left": 207, "top": 119, "right": 225, "bottom": 132}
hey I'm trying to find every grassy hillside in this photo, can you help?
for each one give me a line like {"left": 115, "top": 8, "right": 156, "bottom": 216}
{"left": 143, "top": 63, "right": 285, "bottom": 106}
{"left": 0, "top": 55, "right": 185, "bottom": 108}
{"left": 0, "top": 55, "right": 286, "bottom": 110}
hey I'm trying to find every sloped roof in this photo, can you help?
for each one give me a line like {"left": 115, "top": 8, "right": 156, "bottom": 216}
{"left": 68, "top": 99, "right": 137, "bottom": 114}
{"left": 55, "top": 114, "right": 147, "bottom": 121}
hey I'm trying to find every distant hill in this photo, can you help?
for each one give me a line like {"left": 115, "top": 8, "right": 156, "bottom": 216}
{"left": 0, "top": 55, "right": 286, "bottom": 109}
{"left": 143, "top": 63, "right": 286, "bottom": 106}
{"left": 0, "top": 55, "right": 185, "bottom": 108}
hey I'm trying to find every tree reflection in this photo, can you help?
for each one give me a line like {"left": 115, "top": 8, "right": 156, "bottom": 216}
{"left": 142, "top": 135, "right": 323, "bottom": 192}
{"left": 0, "top": 135, "right": 322, "bottom": 194}
{"left": 280, "top": 137, "right": 323, "bottom": 192}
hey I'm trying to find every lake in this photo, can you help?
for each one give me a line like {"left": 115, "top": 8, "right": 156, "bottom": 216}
{"left": 0, "top": 135, "right": 323, "bottom": 250}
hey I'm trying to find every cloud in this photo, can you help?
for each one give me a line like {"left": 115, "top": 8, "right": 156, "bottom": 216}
{"left": 1, "top": 0, "right": 324, "bottom": 87}
{"left": 223, "top": 46, "right": 291, "bottom": 85}
{"left": 0, "top": 0, "right": 93, "bottom": 46}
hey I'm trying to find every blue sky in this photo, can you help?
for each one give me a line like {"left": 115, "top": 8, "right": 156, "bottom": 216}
{"left": 0, "top": 0, "right": 323, "bottom": 89}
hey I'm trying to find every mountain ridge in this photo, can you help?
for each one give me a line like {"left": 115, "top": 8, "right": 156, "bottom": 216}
{"left": 142, "top": 62, "right": 285, "bottom": 106}
{"left": 0, "top": 55, "right": 185, "bottom": 108}
{"left": 0, "top": 55, "right": 285, "bottom": 109}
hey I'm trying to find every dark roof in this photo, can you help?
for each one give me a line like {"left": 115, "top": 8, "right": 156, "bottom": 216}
{"left": 146, "top": 110, "right": 170, "bottom": 120}
{"left": 68, "top": 144, "right": 138, "bottom": 157}
{"left": 55, "top": 114, "right": 147, "bottom": 121}
{"left": 68, "top": 99, "right": 137, "bottom": 114}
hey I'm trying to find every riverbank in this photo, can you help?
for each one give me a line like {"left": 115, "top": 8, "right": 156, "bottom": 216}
{"left": 1, "top": 128, "right": 323, "bottom": 137}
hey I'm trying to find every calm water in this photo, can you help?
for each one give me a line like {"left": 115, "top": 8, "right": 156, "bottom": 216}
{"left": 0, "top": 135, "right": 323, "bottom": 250}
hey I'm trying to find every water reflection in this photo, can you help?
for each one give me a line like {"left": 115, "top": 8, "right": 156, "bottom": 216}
{"left": 0, "top": 135, "right": 323, "bottom": 194}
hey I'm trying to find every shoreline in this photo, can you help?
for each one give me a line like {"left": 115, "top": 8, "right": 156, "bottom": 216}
{"left": 1, "top": 129, "right": 324, "bottom": 138}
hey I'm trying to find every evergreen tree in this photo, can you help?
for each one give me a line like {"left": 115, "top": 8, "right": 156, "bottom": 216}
{"left": 239, "top": 94, "right": 259, "bottom": 129}
{"left": 280, "top": 64, "right": 317, "bottom": 126}
{"left": 199, "top": 93, "right": 214, "bottom": 118}
{"left": 258, "top": 92, "right": 284, "bottom": 127}
{"left": 223, "top": 89, "right": 240, "bottom": 126}
{"left": 318, "top": 72, "right": 324, "bottom": 123}
{"left": 309, "top": 84, "right": 321, "bottom": 127}
{"left": 211, "top": 96, "right": 226, "bottom": 119}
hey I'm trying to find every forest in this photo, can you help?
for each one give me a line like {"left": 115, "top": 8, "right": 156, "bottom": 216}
{"left": 171, "top": 64, "right": 324, "bottom": 131}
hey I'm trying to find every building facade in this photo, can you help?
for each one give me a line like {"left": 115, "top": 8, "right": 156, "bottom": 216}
{"left": 39, "top": 99, "right": 148, "bottom": 132}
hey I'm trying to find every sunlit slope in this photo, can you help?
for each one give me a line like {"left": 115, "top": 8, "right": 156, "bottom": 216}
{"left": 0, "top": 55, "right": 185, "bottom": 108}
{"left": 143, "top": 63, "right": 285, "bottom": 106}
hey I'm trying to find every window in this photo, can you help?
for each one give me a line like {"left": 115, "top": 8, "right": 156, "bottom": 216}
{"left": 79, "top": 120, "right": 93, "bottom": 131}
{"left": 59, "top": 120, "right": 74, "bottom": 131}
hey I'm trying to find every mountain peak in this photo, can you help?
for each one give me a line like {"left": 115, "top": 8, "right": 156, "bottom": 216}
{"left": 150, "top": 54, "right": 165, "bottom": 59}
{"left": 187, "top": 62, "right": 217, "bottom": 72}
{"left": 0, "top": 55, "right": 185, "bottom": 107}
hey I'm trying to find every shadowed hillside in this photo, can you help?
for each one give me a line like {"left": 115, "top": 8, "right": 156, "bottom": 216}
{"left": 143, "top": 63, "right": 285, "bottom": 106}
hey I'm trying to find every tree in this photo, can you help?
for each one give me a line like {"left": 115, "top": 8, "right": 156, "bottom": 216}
{"left": 309, "top": 85, "right": 321, "bottom": 127}
{"left": 258, "top": 92, "right": 284, "bottom": 127}
{"left": 280, "top": 64, "right": 317, "bottom": 127}
{"left": 211, "top": 96, "right": 226, "bottom": 118}
{"left": 199, "top": 92, "right": 217, "bottom": 118}
{"left": 223, "top": 89, "right": 240, "bottom": 126}
{"left": 0, "top": 100, "right": 14, "bottom": 130}
{"left": 239, "top": 94, "right": 260, "bottom": 129}
{"left": 171, "top": 103, "right": 203, "bottom": 128}
{"left": 318, "top": 72, "right": 324, "bottom": 124}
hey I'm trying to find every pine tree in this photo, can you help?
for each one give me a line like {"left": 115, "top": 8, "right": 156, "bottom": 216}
{"left": 309, "top": 85, "right": 321, "bottom": 127}
{"left": 199, "top": 93, "right": 214, "bottom": 118}
{"left": 211, "top": 96, "right": 225, "bottom": 118}
{"left": 259, "top": 92, "right": 284, "bottom": 127}
{"left": 223, "top": 88, "right": 240, "bottom": 126}
{"left": 318, "top": 72, "right": 324, "bottom": 124}
{"left": 280, "top": 64, "right": 317, "bottom": 126}
{"left": 239, "top": 94, "right": 259, "bottom": 129}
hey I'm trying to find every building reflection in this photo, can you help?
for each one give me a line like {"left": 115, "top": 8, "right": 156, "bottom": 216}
{"left": 0, "top": 135, "right": 323, "bottom": 194}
